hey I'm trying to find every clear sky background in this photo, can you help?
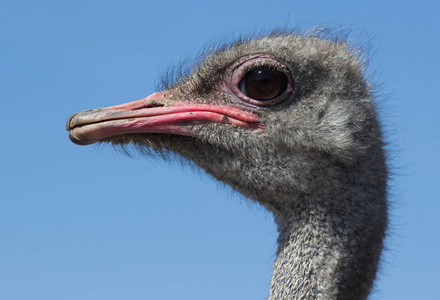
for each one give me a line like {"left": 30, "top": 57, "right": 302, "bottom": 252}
{"left": 1, "top": 1, "right": 439, "bottom": 299}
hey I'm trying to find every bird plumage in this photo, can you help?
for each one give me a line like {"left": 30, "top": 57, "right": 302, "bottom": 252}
{"left": 67, "top": 31, "right": 388, "bottom": 300}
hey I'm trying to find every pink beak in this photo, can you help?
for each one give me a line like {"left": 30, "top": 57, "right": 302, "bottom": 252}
{"left": 67, "top": 92, "right": 263, "bottom": 145}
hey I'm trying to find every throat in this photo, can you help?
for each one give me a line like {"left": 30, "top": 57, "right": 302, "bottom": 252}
{"left": 268, "top": 201, "right": 385, "bottom": 300}
{"left": 269, "top": 218, "right": 342, "bottom": 299}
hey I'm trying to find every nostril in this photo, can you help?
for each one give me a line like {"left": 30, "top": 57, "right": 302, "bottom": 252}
{"left": 144, "top": 101, "right": 166, "bottom": 108}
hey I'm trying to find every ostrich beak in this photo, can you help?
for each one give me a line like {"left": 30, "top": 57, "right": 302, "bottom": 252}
{"left": 67, "top": 92, "right": 263, "bottom": 145}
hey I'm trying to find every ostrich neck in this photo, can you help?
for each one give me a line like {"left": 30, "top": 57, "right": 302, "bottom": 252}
{"left": 269, "top": 218, "right": 344, "bottom": 300}
{"left": 268, "top": 197, "right": 385, "bottom": 300}
{"left": 183, "top": 142, "right": 386, "bottom": 299}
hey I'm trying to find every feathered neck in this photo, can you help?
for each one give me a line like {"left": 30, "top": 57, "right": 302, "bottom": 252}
{"left": 268, "top": 191, "right": 387, "bottom": 300}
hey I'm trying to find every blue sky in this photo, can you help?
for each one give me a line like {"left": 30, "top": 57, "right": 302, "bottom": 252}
{"left": 1, "top": 1, "right": 439, "bottom": 299}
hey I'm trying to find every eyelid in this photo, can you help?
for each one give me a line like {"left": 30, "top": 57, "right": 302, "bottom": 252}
{"left": 224, "top": 54, "right": 295, "bottom": 107}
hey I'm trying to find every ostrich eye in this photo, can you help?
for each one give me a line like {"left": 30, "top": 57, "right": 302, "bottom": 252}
{"left": 240, "top": 67, "right": 288, "bottom": 100}
{"left": 226, "top": 55, "right": 294, "bottom": 107}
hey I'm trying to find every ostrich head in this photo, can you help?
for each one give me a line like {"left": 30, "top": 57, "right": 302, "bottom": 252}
{"left": 67, "top": 32, "right": 388, "bottom": 300}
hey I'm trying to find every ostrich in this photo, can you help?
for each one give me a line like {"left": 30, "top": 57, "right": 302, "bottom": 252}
{"left": 67, "top": 31, "right": 388, "bottom": 300}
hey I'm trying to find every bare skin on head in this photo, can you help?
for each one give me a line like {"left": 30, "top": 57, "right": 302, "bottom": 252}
{"left": 67, "top": 32, "right": 388, "bottom": 300}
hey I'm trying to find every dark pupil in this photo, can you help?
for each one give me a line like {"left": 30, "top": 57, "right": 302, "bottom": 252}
{"left": 242, "top": 67, "right": 288, "bottom": 100}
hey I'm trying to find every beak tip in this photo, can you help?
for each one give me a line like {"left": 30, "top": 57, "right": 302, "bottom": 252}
{"left": 68, "top": 129, "right": 96, "bottom": 146}
{"left": 66, "top": 112, "right": 79, "bottom": 131}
